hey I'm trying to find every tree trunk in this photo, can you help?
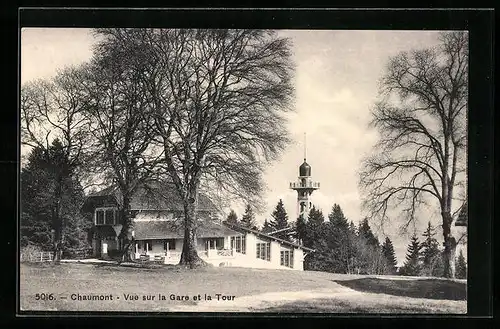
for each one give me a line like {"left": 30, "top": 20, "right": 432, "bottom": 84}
{"left": 179, "top": 199, "right": 207, "bottom": 268}
{"left": 52, "top": 183, "right": 63, "bottom": 263}
{"left": 442, "top": 211, "right": 457, "bottom": 278}
{"left": 52, "top": 238, "right": 61, "bottom": 263}
{"left": 118, "top": 214, "right": 134, "bottom": 262}
{"left": 119, "top": 194, "right": 134, "bottom": 263}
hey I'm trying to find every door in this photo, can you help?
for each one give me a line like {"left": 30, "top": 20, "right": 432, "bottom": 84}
{"left": 205, "top": 239, "right": 216, "bottom": 250}
{"left": 96, "top": 238, "right": 102, "bottom": 257}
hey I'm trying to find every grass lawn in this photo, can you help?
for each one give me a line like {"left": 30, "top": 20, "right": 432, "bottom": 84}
{"left": 19, "top": 263, "right": 466, "bottom": 313}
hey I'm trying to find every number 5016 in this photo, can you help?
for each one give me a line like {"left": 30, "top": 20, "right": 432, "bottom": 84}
{"left": 35, "top": 293, "right": 54, "bottom": 300}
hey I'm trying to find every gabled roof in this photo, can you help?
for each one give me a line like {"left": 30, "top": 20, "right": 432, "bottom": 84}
{"left": 84, "top": 181, "right": 217, "bottom": 213}
{"left": 223, "top": 222, "right": 315, "bottom": 252}
{"left": 133, "top": 220, "right": 240, "bottom": 240}
{"left": 455, "top": 201, "right": 468, "bottom": 227}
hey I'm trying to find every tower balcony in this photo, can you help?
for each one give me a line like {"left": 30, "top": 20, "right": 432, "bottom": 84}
{"left": 290, "top": 181, "right": 320, "bottom": 189}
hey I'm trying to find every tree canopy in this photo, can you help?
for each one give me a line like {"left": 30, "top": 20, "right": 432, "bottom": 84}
{"left": 360, "top": 31, "right": 468, "bottom": 278}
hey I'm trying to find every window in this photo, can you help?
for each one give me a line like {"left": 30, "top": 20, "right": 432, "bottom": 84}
{"left": 216, "top": 238, "right": 224, "bottom": 250}
{"left": 95, "top": 208, "right": 118, "bottom": 225}
{"left": 144, "top": 240, "right": 153, "bottom": 251}
{"left": 256, "top": 242, "right": 271, "bottom": 261}
{"left": 231, "top": 236, "right": 246, "bottom": 254}
{"left": 105, "top": 209, "right": 115, "bottom": 225}
{"left": 280, "top": 250, "right": 294, "bottom": 268}
{"left": 164, "top": 239, "right": 176, "bottom": 250}
{"left": 96, "top": 210, "right": 105, "bottom": 225}
{"left": 206, "top": 239, "right": 216, "bottom": 250}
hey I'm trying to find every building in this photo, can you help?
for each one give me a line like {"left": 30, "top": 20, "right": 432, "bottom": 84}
{"left": 223, "top": 223, "right": 314, "bottom": 270}
{"left": 83, "top": 181, "right": 313, "bottom": 270}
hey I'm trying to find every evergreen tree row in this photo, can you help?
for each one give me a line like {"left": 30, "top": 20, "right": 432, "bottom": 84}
{"left": 399, "top": 221, "right": 466, "bottom": 278}
{"left": 223, "top": 205, "right": 258, "bottom": 230}
{"left": 297, "top": 205, "right": 395, "bottom": 275}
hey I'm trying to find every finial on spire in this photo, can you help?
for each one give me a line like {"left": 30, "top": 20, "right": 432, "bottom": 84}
{"left": 304, "top": 132, "right": 307, "bottom": 161}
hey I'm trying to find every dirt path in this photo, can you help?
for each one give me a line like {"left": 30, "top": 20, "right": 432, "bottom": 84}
{"left": 168, "top": 285, "right": 363, "bottom": 312}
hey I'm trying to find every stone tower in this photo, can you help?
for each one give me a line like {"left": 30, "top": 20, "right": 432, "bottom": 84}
{"left": 289, "top": 134, "right": 320, "bottom": 219}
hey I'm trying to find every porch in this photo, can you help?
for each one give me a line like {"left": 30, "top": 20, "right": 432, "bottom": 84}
{"left": 135, "top": 249, "right": 237, "bottom": 265}
{"left": 132, "top": 236, "right": 243, "bottom": 266}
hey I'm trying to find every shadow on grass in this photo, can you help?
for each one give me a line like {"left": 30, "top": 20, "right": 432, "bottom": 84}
{"left": 333, "top": 278, "right": 466, "bottom": 301}
{"left": 253, "top": 299, "right": 442, "bottom": 313}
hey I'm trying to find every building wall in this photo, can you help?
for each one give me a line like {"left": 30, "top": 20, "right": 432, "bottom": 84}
{"left": 270, "top": 241, "right": 281, "bottom": 267}
{"left": 293, "top": 248, "right": 304, "bottom": 270}
{"left": 122, "top": 232, "right": 306, "bottom": 271}
{"left": 229, "top": 233, "right": 305, "bottom": 271}
{"left": 245, "top": 233, "right": 257, "bottom": 258}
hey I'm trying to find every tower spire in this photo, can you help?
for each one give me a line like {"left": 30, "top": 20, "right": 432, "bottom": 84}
{"left": 303, "top": 132, "right": 307, "bottom": 161}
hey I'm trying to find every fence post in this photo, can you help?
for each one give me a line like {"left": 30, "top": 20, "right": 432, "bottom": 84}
{"left": 40, "top": 252, "right": 43, "bottom": 262}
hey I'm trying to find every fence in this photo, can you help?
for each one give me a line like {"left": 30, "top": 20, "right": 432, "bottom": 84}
{"left": 62, "top": 248, "right": 94, "bottom": 260}
{"left": 20, "top": 251, "right": 53, "bottom": 263}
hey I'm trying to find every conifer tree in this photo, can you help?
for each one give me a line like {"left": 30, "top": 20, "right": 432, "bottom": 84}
{"left": 305, "top": 206, "right": 325, "bottom": 246}
{"left": 224, "top": 209, "right": 239, "bottom": 225}
{"left": 240, "top": 204, "right": 257, "bottom": 229}
{"left": 295, "top": 214, "right": 307, "bottom": 244}
{"left": 421, "top": 221, "right": 442, "bottom": 276}
{"left": 455, "top": 249, "right": 467, "bottom": 279}
{"left": 307, "top": 206, "right": 325, "bottom": 226}
{"left": 358, "top": 218, "right": 380, "bottom": 248}
{"left": 400, "top": 234, "right": 423, "bottom": 276}
{"left": 328, "top": 204, "right": 349, "bottom": 231}
{"left": 269, "top": 199, "right": 290, "bottom": 240}
{"left": 381, "top": 237, "right": 398, "bottom": 275}
{"left": 303, "top": 206, "right": 326, "bottom": 270}
{"left": 327, "top": 204, "right": 353, "bottom": 273}
{"left": 261, "top": 219, "right": 273, "bottom": 234}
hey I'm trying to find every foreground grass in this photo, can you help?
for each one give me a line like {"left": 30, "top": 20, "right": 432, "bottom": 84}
{"left": 20, "top": 263, "right": 467, "bottom": 313}
{"left": 20, "top": 263, "right": 342, "bottom": 312}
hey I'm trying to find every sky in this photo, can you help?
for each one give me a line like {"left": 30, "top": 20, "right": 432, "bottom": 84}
{"left": 20, "top": 28, "right": 467, "bottom": 264}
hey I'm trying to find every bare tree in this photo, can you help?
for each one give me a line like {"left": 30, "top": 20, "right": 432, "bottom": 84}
{"left": 21, "top": 66, "right": 92, "bottom": 261}
{"left": 80, "top": 32, "right": 159, "bottom": 262}
{"left": 359, "top": 32, "right": 468, "bottom": 278}
{"left": 99, "top": 29, "right": 294, "bottom": 267}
